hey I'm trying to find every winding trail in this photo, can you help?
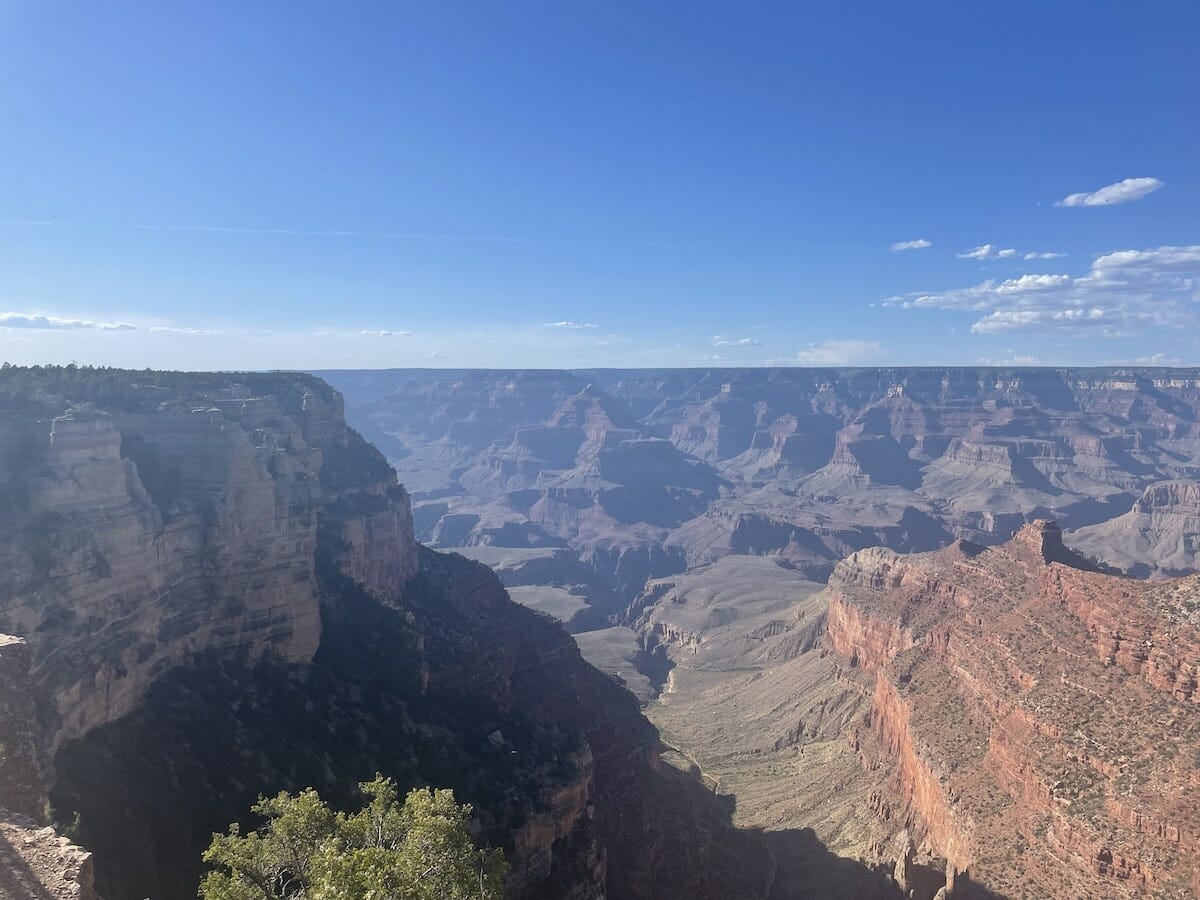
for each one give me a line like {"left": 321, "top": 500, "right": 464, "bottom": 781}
{"left": 658, "top": 739, "right": 723, "bottom": 794}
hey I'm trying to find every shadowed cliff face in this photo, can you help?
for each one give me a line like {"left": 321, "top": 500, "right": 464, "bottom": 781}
{"left": 824, "top": 521, "right": 1200, "bottom": 898}
{"left": 0, "top": 368, "right": 895, "bottom": 900}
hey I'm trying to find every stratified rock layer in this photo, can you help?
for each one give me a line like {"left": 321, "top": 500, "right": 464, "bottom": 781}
{"left": 826, "top": 521, "right": 1200, "bottom": 898}
{"left": 2, "top": 368, "right": 854, "bottom": 900}
{"left": 0, "top": 377, "right": 395, "bottom": 750}
{"left": 322, "top": 367, "right": 1200, "bottom": 610}
{"left": 1070, "top": 480, "right": 1200, "bottom": 577}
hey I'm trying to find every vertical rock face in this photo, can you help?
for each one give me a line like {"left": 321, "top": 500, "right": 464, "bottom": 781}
{"left": 824, "top": 522, "right": 1200, "bottom": 898}
{"left": 0, "top": 636, "right": 43, "bottom": 819}
{"left": 0, "top": 378, "right": 373, "bottom": 751}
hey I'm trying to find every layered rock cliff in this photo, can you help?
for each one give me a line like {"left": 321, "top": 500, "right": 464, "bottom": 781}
{"left": 0, "top": 367, "right": 836, "bottom": 900}
{"left": 320, "top": 367, "right": 1200, "bottom": 629}
{"left": 1069, "top": 480, "right": 1200, "bottom": 578}
{"left": 825, "top": 521, "right": 1200, "bottom": 898}
{"left": 0, "top": 374, "right": 374, "bottom": 751}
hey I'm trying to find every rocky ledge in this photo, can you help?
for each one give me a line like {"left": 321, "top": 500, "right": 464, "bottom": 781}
{"left": 826, "top": 520, "right": 1200, "bottom": 898}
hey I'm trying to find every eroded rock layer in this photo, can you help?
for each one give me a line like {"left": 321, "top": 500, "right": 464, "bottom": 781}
{"left": 825, "top": 521, "right": 1200, "bottom": 898}
{"left": 322, "top": 367, "right": 1200, "bottom": 617}
{"left": 0, "top": 373, "right": 403, "bottom": 749}
{"left": 0, "top": 368, "right": 878, "bottom": 900}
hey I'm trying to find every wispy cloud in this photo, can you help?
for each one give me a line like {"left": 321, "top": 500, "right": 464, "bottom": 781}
{"left": 890, "top": 239, "right": 932, "bottom": 252}
{"left": 711, "top": 336, "right": 761, "bottom": 347}
{"left": 360, "top": 329, "right": 413, "bottom": 336}
{"left": 148, "top": 326, "right": 221, "bottom": 335}
{"left": 544, "top": 321, "right": 598, "bottom": 329}
{"left": 792, "top": 339, "right": 883, "bottom": 365}
{"left": 0, "top": 312, "right": 136, "bottom": 330}
{"left": 888, "top": 244, "right": 1200, "bottom": 336}
{"left": 959, "top": 244, "right": 1017, "bottom": 260}
{"left": 975, "top": 354, "right": 1046, "bottom": 366}
{"left": 1023, "top": 251, "right": 1065, "bottom": 260}
{"left": 1057, "top": 177, "right": 1163, "bottom": 207}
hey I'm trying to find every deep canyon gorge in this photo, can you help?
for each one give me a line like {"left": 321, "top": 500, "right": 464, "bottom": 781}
{"left": 1, "top": 366, "right": 1198, "bottom": 898}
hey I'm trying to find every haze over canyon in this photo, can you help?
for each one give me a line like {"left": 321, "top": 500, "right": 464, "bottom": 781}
{"left": 0, "top": 365, "right": 1197, "bottom": 899}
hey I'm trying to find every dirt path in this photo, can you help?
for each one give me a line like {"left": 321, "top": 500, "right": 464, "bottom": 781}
{"left": 659, "top": 739, "right": 723, "bottom": 794}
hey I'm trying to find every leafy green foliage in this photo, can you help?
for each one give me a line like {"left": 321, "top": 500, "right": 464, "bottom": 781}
{"left": 200, "top": 776, "right": 507, "bottom": 900}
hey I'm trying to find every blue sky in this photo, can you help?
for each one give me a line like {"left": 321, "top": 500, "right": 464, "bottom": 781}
{"left": 2, "top": 1, "right": 1197, "bottom": 369}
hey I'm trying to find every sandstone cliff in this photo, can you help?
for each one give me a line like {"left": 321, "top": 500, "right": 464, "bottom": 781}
{"left": 0, "top": 373, "right": 401, "bottom": 751}
{"left": 825, "top": 521, "right": 1200, "bottom": 898}
{"left": 0, "top": 368, "right": 823, "bottom": 900}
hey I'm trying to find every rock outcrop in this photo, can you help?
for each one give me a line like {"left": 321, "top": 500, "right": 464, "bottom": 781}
{"left": 0, "top": 379, "right": 376, "bottom": 750}
{"left": 825, "top": 521, "right": 1200, "bottom": 898}
{"left": 1069, "top": 479, "right": 1200, "bottom": 577}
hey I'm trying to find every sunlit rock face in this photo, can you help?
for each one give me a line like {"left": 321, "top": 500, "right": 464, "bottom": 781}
{"left": 825, "top": 521, "right": 1200, "bottom": 898}
{"left": 1069, "top": 479, "right": 1200, "bottom": 577}
{"left": 0, "top": 373, "right": 415, "bottom": 752}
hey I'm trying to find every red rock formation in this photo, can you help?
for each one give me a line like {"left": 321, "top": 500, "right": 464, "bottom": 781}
{"left": 825, "top": 521, "right": 1200, "bottom": 897}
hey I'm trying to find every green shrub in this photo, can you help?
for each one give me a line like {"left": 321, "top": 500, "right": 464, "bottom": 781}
{"left": 200, "top": 776, "right": 507, "bottom": 900}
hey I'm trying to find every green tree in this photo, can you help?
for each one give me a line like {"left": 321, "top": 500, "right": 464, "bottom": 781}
{"left": 199, "top": 777, "right": 507, "bottom": 900}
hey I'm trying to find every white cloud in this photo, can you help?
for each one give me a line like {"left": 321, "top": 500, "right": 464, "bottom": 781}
{"left": 1089, "top": 244, "right": 1200, "bottom": 274}
{"left": 888, "top": 244, "right": 1200, "bottom": 336}
{"left": 975, "top": 355, "right": 1046, "bottom": 366}
{"left": 0, "top": 312, "right": 136, "bottom": 330}
{"left": 890, "top": 239, "right": 932, "bottom": 252}
{"left": 958, "top": 244, "right": 1018, "bottom": 260}
{"left": 793, "top": 339, "right": 883, "bottom": 365}
{"left": 148, "top": 326, "right": 221, "bottom": 335}
{"left": 711, "top": 336, "right": 761, "bottom": 347}
{"left": 360, "top": 329, "right": 412, "bottom": 336}
{"left": 545, "top": 321, "right": 598, "bottom": 329}
{"left": 1024, "top": 251, "right": 1065, "bottom": 260}
{"left": 1057, "top": 177, "right": 1163, "bottom": 207}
